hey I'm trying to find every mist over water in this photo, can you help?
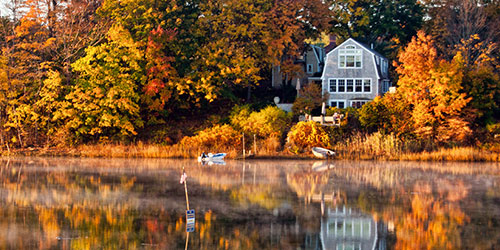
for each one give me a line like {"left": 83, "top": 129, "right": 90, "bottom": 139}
{"left": 0, "top": 157, "right": 498, "bottom": 249}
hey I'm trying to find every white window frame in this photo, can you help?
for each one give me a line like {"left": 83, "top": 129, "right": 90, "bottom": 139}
{"left": 328, "top": 78, "right": 372, "bottom": 94}
{"left": 338, "top": 46, "right": 362, "bottom": 69}
{"left": 329, "top": 79, "right": 337, "bottom": 92}
{"left": 306, "top": 64, "right": 313, "bottom": 73}
{"left": 330, "top": 100, "right": 346, "bottom": 109}
{"left": 363, "top": 79, "right": 371, "bottom": 93}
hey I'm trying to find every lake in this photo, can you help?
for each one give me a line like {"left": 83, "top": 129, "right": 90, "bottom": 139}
{"left": 0, "top": 157, "right": 499, "bottom": 249}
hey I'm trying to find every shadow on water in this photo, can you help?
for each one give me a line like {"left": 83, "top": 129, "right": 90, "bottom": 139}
{"left": 0, "top": 157, "right": 498, "bottom": 249}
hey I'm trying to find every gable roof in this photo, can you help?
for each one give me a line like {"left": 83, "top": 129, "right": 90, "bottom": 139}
{"left": 325, "top": 38, "right": 387, "bottom": 60}
{"left": 322, "top": 37, "right": 390, "bottom": 80}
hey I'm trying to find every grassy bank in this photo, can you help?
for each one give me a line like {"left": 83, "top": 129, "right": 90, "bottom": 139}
{"left": 2, "top": 143, "right": 499, "bottom": 162}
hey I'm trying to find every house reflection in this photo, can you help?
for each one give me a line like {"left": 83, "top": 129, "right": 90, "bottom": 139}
{"left": 304, "top": 205, "right": 387, "bottom": 250}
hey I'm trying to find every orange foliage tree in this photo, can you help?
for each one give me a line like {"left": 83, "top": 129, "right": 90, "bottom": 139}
{"left": 394, "top": 31, "right": 471, "bottom": 144}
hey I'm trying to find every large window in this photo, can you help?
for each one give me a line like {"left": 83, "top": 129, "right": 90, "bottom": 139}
{"left": 328, "top": 78, "right": 371, "bottom": 93}
{"left": 339, "top": 45, "right": 362, "bottom": 68}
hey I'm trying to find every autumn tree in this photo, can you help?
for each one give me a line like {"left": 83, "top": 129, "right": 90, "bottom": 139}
{"left": 292, "top": 83, "right": 328, "bottom": 115}
{"left": 424, "top": 0, "right": 500, "bottom": 63}
{"left": 66, "top": 25, "right": 144, "bottom": 143}
{"left": 395, "top": 31, "right": 471, "bottom": 144}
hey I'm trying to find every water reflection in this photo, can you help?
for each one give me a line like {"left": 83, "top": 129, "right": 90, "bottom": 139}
{"left": 0, "top": 157, "right": 498, "bottom": 249}
{"left": 321, "top": 206, "right": 384, "bottom": 250}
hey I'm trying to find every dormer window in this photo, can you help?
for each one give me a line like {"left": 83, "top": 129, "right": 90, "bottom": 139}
{"left": 381, "top": 59, "right": 388, "bottom": 74}
{"left": 339, "top": 45, "right": 362, "bottom": 69}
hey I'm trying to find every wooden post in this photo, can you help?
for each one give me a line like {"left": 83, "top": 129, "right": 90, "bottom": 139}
{"left": 253, "top": 134, "right": 257, "bottom": 156}
{"left": 242, "top": 133, "right": 245, "bottom": 159}
{"left": 182, "top": 166, "right": 189, "bottom": 210}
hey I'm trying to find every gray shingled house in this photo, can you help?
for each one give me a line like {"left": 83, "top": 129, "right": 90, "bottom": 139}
{"left": 321, "top": 38, "right": 391, "bottom": 109}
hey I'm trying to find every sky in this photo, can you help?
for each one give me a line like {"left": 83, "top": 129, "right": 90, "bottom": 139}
{"left": 0, "top": 0, "right": 11, "bottom": 17}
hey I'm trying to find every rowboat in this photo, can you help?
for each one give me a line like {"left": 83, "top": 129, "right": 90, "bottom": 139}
{"left": 312, "top": 147, "right": 335, "bottom": 159}
{"left": 198, "top": 153, "right": 227, "bottom": 162}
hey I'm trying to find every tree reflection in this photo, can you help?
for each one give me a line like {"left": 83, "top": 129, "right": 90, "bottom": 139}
{"left": 0, "top": 158, "right": 499, "bottom": 249}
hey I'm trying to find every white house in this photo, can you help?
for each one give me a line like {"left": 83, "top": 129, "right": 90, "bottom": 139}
{"left": 321, "top": 38, "right": 391, "bottom": 108}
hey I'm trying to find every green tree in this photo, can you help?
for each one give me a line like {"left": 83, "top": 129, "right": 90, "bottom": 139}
{"left": 329, "top": 0, "right": 424, "bottom": 53}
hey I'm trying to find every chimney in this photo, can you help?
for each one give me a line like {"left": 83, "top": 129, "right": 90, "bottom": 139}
{"left": 325, "top": 34, "right": 337, "bottom": 54}
{"left": 329, "top": 35, "right": 337, "bottom": 45}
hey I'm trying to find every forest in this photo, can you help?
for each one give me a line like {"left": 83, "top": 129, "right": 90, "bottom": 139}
{"left": 0, "top": 0, "right": 499, "bottom": 159}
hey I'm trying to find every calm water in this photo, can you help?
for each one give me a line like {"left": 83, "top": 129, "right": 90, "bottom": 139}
{"left": 0, "top": 157, "right": 499, "bottom": 249}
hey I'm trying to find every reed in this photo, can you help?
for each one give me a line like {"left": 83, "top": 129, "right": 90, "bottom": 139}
{"left": 76, "top": 143, "right": 241, "bottom": 158}
{"left": 399, "top": 147, "right": 500, "bottom": 162}
{"left": 334, "top": 132, "right": 404, "bottom": 160}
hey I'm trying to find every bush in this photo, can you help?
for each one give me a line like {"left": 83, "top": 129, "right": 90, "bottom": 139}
{"left": 180, "top": 124, "right": 241, "bottom": 150}
{"left": 286, "top": 121, "right": 331, "bottom": 153}
{"left": 229, "top": 104, "right": 253, "bottom": 131}
{"left": 233, "top": 105, "right": 292, "bottom": 138}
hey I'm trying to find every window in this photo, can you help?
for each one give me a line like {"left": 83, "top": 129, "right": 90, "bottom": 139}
{"left": 338, "top": 79, "right": 345, "bottom": 92}
{"left": 339, "top": 45, "right": 362, "bottom": 69}
{"left": 330, "top": 100, "right": 346, "bottom": 109}
{"left": 328, "top": 78, "right": 371, "bottom": 93}
{"left": 350, "top": 100, "right": 368, "bottom": 108}
{"left": 355, "top": 79, "right": 362, "bottom": 92}
{"left": 346, "top": 79, "right": 353, "bottom": 92}
{"left": 381, "top": 60, "right": 388, "bottom": 74}
{"left": 329, "top": 79, "right": 337, "bottom": 92}
{"left": 382, "top": 80, "right": 391, "bottom": 93}
{"left": 307, "top": 64, "right": 313, "bottom": 73}
{"left": 364, "top": 79, "right": 371, "bottom": 92}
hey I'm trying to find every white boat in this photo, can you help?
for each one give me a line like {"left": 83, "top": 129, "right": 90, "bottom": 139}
{"left": 312, "top": 147, "right": 335, "bottom": 159}
{"left": 201, "top": 159, "right": 226, "bottom": 166}
{"left": 198, "top": 153, "right": 227, "bottom": 162}
{"left": 312, "top": 161, "right": 334, "bottom": 172}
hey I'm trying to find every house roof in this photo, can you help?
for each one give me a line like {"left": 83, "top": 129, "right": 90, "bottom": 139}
{"left": 326, "top": 38, "right": 387, "bottom": 60}
{"left": 322, "top": 38, "right": 390, "bottom": 80}
{"left": 324, "top": 43, "right": 336, "bottom": 54}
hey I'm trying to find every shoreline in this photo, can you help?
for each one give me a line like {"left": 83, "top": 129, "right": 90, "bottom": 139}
{"left": 1, "top": 145, "right": 499, "bottom": 162}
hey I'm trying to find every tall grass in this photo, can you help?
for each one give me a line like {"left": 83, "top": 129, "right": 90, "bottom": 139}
{"left": 335, "top": 132, "right": 404, "bottom": 160}
{"left": 77, "top": 142, "right": 240, "bottom": 158}
{"left": 334, "top": 132, "right": 499, "bottom": 162}
{"left": 399, "top": 147, "right": 500, "bottom": 162}
{"left": 3, "top": 132, "right": 498, "bottom": 162}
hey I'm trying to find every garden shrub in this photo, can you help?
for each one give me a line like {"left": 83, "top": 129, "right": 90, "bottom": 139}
{"left": 235, "top": 106, "right": 292, "bottom": 138}
{"left": 229, "top": 104, "right": 253, "bottom": 131}
{"left": 180, "top": 124, "right": 241, "bottom": 150}
{"left": 286, "top": 121, "right": 331, "bottom": 153}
